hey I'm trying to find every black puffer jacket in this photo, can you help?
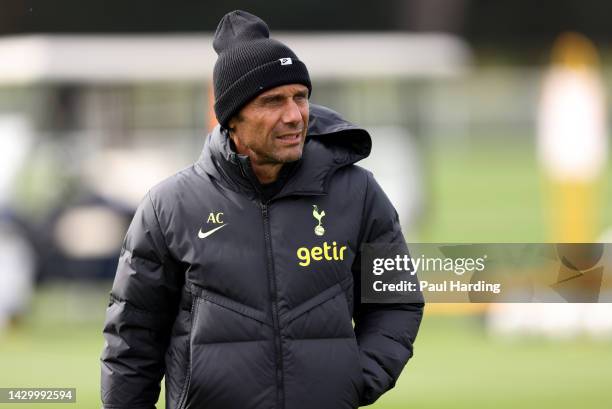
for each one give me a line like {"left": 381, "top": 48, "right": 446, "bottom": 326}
{"left": 101, "top": 104, "right": 424, "bottom": 409}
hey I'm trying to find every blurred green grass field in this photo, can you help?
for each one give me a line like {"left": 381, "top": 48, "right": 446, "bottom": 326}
{"left": 1, "top": 140, "right": 611, "bottom": 408}
{"left": 2, "top": 285, "right": 611, "bottom": 409}
{"left": 420, "top": 138, "right": 612, "bottom": 242}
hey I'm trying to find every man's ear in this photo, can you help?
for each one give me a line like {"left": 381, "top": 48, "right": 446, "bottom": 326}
{"left": 227, "top": 112, "right": 244, "bottom": 135}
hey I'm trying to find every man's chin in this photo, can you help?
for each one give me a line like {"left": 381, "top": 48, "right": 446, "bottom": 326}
{"left": 278, "top": 153, "right": 302, "bottom": 163}
{"left": 274, "top": 146, "right": 304, "bottom": 163}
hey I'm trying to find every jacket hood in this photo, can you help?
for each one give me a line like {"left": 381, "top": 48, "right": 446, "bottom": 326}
{"left": 197, "top": 103, "right": 372, "bottom": 199}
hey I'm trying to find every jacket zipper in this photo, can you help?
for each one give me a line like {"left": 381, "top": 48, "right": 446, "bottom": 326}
{"left": 261, "top": 202, "right": 285, "bottom": 409}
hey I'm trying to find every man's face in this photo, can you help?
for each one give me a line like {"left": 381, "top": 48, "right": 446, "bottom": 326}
{"left": 228, "top": 83, "right": 309, "bottom": 165}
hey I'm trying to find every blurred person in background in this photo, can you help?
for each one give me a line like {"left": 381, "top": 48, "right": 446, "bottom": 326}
{"left": 488, "top": 32, "right": 612, "bottom": 339}
{"left": 100, "top": 9, "right": 423, "bottom": 409}
{"left": 0, "top": 117, "right": 37, "bottom": 331}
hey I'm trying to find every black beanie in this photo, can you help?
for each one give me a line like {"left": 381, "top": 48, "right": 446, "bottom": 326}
{"left": 212, "top": 10, "right": 312, "bottom": 129}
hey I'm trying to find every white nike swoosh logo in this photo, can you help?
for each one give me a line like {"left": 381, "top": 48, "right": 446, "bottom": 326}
{"left": 198, "top": 224, "right": 228, "bottom": 239}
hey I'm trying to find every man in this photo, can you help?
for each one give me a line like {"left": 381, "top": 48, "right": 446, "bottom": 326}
{"left": 101, "top": 10, "right": 423, "bottom": 409}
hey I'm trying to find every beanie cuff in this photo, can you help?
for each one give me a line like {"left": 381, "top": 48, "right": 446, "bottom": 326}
{"left": 214, "top": 58, "right": 311, "bottom": 128}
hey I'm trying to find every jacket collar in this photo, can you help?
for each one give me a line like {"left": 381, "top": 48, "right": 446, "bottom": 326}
{"left": 196, "top": 103, "right": 372, "bottom": 201}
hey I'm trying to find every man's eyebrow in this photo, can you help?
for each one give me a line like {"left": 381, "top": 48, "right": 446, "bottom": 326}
{"left": 258, "top": 94, "right": 284, "bottom": 103}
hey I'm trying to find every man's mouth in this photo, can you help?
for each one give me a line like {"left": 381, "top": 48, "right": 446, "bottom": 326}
{"left": 276, "top": 132, "right": 302, "bottom": 144}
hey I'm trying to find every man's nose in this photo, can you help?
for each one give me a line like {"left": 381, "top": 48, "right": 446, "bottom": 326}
{"left": 281, "top": 100, "right": 303, "bottom": 125}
